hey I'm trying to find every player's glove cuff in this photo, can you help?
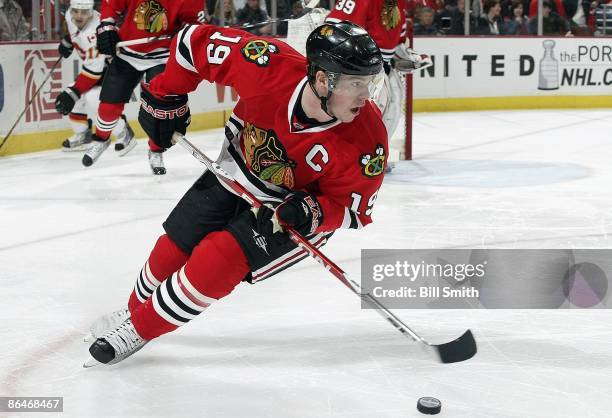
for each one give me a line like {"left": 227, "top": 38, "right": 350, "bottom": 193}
{"left": 392, "top": 44, "right": 433, "bottom": 73}
{"left": 55, "top": 87, "right": 81, "bottom": 115}
{"left": 276, "top": 191, "right": 323, "bottom": 237}
{"left": 58, "top": 35, "right": 73, "bottom": 58}
{"left": 96, "top": 21, "right": 120, "bottom": 56}
{"left": 139, "top": 85, "right": 191, "bottom": 149}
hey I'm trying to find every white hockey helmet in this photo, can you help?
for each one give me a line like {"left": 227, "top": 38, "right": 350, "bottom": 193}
{"left": 70, "top": 0, "right": 94, "bottom": 10}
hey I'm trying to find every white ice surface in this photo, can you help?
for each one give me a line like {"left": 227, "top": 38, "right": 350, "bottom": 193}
{"left": 1, "top": 109, "right": 611, "bottom": 417}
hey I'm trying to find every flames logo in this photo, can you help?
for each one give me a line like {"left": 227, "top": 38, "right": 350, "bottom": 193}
{"left": 134, "top": 0, "right": 168, "bottom": 33}
{"left": 24, "top": 49, "right": 62, "bottom": 122}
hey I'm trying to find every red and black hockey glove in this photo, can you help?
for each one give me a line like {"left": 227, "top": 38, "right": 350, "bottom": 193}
{"left": 253, "top": 204, "right": 290, "bottom": 246}
{"left": 55, "top": 87, "right": 81, "bottom": 115}
{"left": 138, "top": 85, "right": 191, "bottom": 149}
{"left": 96, "top": 21, "right": 120, "bottom": 56}
{"left": 58, "top": 35, "right": 73, "bottom": 58}
{"left": 275, "top": 191, "right": 323, "bottom": 237}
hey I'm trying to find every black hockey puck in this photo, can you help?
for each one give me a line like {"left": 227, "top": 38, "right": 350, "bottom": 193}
{"left": 417, "top": 397, "right": 441, "bottom": 415}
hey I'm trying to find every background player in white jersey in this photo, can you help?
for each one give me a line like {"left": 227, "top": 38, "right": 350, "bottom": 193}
{"left": 55, "top": 0, "right": 135, "bottom": 153}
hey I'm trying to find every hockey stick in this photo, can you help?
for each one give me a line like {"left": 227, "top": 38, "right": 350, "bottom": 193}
{"left": 115, "top": 0, "right": 321, "bottom": 49}
{"left": 0, "top": 56, "right": 62, "bottom": 153}
{"left": 172, "top": 132, "right": 477, "bottom": 364}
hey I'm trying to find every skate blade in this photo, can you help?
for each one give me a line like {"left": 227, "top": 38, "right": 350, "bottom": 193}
{"left": 116, "top": 138, "right": 137, "bottom": 157}
{"left": 62, "top": 144, "right": 92, "bottom": 152}
{"left": 83, "top": 356, "right": 103, "bottom": 368}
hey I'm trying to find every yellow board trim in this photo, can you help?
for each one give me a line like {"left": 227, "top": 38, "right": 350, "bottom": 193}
{"left": 2, "top": 96, "right": 612, "bottom": 156}
{"left": 0, "top": 109, "right": 231, "bottom": 157}
{"left": 413, "top": 95, "right": 612, "bottom": 112}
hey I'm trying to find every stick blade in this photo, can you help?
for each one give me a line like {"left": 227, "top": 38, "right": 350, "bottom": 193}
{"left": 435, "top": 329, "right": 477, "bottom": 363}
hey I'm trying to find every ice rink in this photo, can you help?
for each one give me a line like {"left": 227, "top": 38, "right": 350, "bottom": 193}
{"left": 1, "top": 109, "right": 611, "bottom": 417}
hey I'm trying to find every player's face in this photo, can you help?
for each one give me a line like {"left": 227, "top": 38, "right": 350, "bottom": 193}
{"left": 328, "top": 73, "right": 383, "bottom": 123}
{"left": 71, "top": 8, "right": 92, "bottom": 30}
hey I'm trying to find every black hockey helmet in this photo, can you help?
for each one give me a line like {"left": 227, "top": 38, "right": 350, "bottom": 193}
{"left": 306, "top": 21, "right": 383, "bottom": 79}
{"left": 305, "top": 21, "right": 383, "bottom": 115}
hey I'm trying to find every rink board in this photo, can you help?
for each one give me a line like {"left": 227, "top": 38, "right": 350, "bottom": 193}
{"left": 1, "top": 37, "right": 611, "bottom": 156}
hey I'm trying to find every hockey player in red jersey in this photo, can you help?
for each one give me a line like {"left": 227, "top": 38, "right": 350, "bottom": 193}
{"left": 84, "top": 21, "right": 387, "bottom": 366}
{"left": 82, "top": 0, "right": 204, "bottom": 174}
{"left": 326, "top": 0, "right": 431, "bottom": 140}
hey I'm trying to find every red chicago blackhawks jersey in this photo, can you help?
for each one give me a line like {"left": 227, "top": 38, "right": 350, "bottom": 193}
{"left": 148, "top": 24, "right": 387, "bottom": 233}
{"left": 327, "top": 0, "right": 407, "bottom": 62}
{"left": 100, "top": 0, "right": 204, "bottom": 70}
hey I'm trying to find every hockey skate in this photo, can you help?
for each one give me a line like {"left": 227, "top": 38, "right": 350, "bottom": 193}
{"left": 148, "top": 150, "right": 166, "bottom": 175}
{"left": 114, "top": 116, "right": 137, "bottom": 156}
{"left": 62, "top": 130, "right": 93, "bottom": 152}
{"left": 83, "top": 308, "right": 130, "bottom": 342}
{"left": 82, "top": 135, "right": 111, "bottom": 167}
{"left": 84, "top": 317, "right": 148, "bottom": 367}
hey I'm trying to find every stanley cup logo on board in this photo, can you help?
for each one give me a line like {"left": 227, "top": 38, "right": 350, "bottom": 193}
{"left": 538, "top": 40, "right": 559, "bottom": 90}
{"left": 24, "top": 49, "right": 62, "bottom": 122}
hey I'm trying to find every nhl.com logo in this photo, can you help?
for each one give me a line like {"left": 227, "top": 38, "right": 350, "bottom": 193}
{"left": 24, "top": 49, "right": 62, "bottom": 122}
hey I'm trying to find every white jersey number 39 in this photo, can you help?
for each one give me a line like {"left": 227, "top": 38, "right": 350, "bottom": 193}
{"left": 335, "top": 0, "right": 356, "bottom": 14}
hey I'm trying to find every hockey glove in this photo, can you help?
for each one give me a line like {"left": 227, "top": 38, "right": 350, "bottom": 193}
{"left": 391, "top": 44, "right": 433, "bottom": 74}
{"left": 252, "top": 204, "right": 289, "bottom": 246}
{"left": 96, "top": 21, "right": 120, "bottom": 56}
{"left": 55, "top": 87, "right": 81, "bottom": 115}
{"left": 139, "top": 85, "right": 191, "bottom": 149}
{"left": 58, "top": 35, "right": 73, "bottom": 58}
{"left": 275, "top": 191, "right": 323, "bottom": 237}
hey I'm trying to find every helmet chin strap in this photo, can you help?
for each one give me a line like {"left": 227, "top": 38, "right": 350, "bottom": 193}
{"left": 308, "top": 81, "right": 335, "bottom": 118}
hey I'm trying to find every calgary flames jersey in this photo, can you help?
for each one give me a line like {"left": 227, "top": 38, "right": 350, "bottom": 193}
{"left": 327, "top": 0, "right": 407, "bottom": 62}
{"left": 100, "top": 0, "right": 205, "bottom": 70}
{"left": 66, "top": 8, "right": 105, "bottom": 94}
{"left": 148, "top": 24, "right": 388, "bottom": 232}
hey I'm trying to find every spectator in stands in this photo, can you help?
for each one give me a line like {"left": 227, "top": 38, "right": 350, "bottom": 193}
{"left": 292, "top": 0, "right": 306, "bottom": 17}
{"left": 265, "top": 0, "right": 291, "bottom": 35}
{"left": 528, "top": 0, "right": 573, "bottom": 33}
{"left": 564, "top": 0, "right": 591, "bottom": 25}
{"left": 414, "top": 7, "right": 441, "bottom": 34}
{"left": 237, "top": 0, "right": 272, "bottom": 34}
{"left": 0, "top": 0, "right": 30, "bottom": 41}
{"left": 407, "top": 0, "right": 445, "bottom": 20}
{"left": 436, "top": 0, "right": 478, "bottom": 34}
{"left": 472, "top": 0, "right": 485, "bottom": 17}
{"left": 593, "top": 0, "right": 612, "bottom": 34}
{"left": 529, "top": 0, "right": 566, "bottom": 16}
{"left": 210, "top": 0, "right": 238, "bottom": 26}
{"left": 480, "top": 0, "right": 504, "bottom": 33}
{"left": 504, "top": 0, "right": 529, "bottom": 33}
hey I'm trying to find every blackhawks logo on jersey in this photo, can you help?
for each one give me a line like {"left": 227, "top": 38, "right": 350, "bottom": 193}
{"left": 242, "top": 40, "right": 279, "bottom": 67}
{"left": 134, "top": 0, "right": 168, "bottom": 33}
{"left": 243, "top": 123, "right": 296, "bottom": 188}
{"left": 359, "top": 144, "right": 386, "bottom": 177}
{"left": 380, "top": 0, "right": 400, "bottom": 30}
